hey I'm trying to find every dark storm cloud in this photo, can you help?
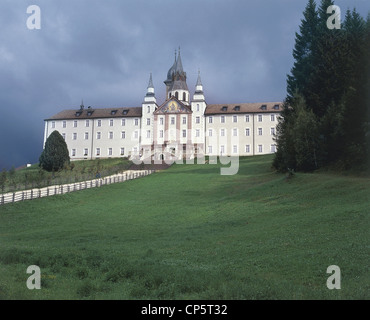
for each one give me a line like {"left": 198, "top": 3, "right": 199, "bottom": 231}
{"left": 0, "top": 0, "right": 368, "bottom": 169}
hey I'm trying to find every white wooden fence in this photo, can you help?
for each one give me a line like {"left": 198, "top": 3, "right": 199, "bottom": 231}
{"left": 0, "top": 169, "right": 155, "bottom": 205}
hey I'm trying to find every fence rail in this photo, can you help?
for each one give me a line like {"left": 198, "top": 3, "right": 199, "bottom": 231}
{"left": 0, "top": 169, "right": 155, "bottom": 206}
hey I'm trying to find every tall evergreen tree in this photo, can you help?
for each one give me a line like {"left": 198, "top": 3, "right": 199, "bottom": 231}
{"left": 287, "top": 0, "right": 319, "bottom": 102}
{"left": 39, "top": 131, "right": 70, "bottom": 172}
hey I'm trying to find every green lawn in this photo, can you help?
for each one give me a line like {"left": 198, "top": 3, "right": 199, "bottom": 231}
{"left": 0, "top": 155, "right": 369, "bottom": 299}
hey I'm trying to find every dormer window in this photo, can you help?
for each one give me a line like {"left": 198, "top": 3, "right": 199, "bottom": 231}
{"left": 273, "top": 104, "right": 280, "bottom": 110}
{"left": 222, "top": 106, "right": 228, "bottom": 112}
{"left": 123, "top": 110, "right": 129, "bottom": 115}
{"left": 111, "top": 110, "right": 117, "bottom": 115}
{"left": 261, "top": 104, "right": 267, "bottom": 110}
{"left": 234, "top": 106, "right": 240, "bottom": 111}
{"left": 87, "top": 111, "right": 93, "bottom": 116}
{"left": 75, "top": 111, "right": 82, "bottom": 117}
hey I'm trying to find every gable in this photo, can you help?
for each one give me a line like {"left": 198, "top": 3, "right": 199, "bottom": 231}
{"left": 154, "top": 97, "right": 192, "bottom": 114}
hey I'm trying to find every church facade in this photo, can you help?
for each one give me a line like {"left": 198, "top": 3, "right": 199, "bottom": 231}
{"left": 43, "top": 51, "right": 282, "bottom": 162}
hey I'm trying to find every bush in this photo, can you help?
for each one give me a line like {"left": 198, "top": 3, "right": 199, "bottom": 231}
{"left": 39, "top": 131, "right": 70, "bottom": 172}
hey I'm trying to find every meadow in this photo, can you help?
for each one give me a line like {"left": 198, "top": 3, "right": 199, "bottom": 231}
{"left": 0, "top": 155, "right": 369, "bottom": 299}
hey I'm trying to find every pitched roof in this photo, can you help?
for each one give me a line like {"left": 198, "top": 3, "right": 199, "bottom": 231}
{"left": 45, "top": 106, "right": 143, "bottom": 120}
{"left": 205, "top": 102, "right": 282, "bottom": 115}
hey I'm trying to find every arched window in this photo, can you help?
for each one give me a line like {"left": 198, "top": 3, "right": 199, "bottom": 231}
{"left": 183, "top": 92, "right": 186, "bottom": 101}
{"left": 175, "top": 91, "right": 179, "bottom": 99}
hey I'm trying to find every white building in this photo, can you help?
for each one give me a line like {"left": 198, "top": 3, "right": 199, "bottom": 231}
{"left": 43, "top": 50, "right": 282, "bottom": 162}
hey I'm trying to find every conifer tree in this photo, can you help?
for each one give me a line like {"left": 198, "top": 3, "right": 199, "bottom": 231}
{"left": 287, "top": 0, "right": 319, "bottom": 102}
{"left": 39, "top": 130, "right": 70, "bottom": 172}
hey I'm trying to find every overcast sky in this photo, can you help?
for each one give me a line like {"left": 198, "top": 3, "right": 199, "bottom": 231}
{"left": 0, "top": 0, "right": 368, "bottom": 169}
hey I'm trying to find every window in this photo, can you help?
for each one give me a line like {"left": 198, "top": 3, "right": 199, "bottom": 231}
{"left": 134, "top": 131, "right": 138, "bottom": 139}
{"left": 221, "top": 115, "right": 225, "bottom": 123}
{"left": 245, "top": 128, "right": 250, "bottom": 136}
{"left": 258, "top": 145, "right": 263, "bottom": 153}
{"left": 220, "top": 145, "right": 225, "bottom": 154}
{"left": 271, "top": 114, "right": 275, "bottom": 121}
{"left": 108, "top": 148, "right": 113, "bottom": 156}
{"left": 233, "top": 128, "right": 238, "bottom": 136}
{"left": 245, "top": 145, "right": 250, "bottom": 153}
{"left": 110, "top": 119, "right": 114, "bottom": 126}
{"left": 121, "top": 119, "right": 126, "bottom": 126}
{"left": 208, "top": 129, "right": 213, "bottom": 137}
{"left": 62, "top": 121, "right": 66, "bottom": 128}
{"left": 208, "top": 145, "right": 213, "bottom": 154}
{"left": 147, "top": 118, "right": 151, "bottom": 125}
{"left": 221, "top": 129, "right": 225, "bottom": 137}
{"left": 120, "top": 148, "right": 125, "bottom": 155}
{"left": 146, "top": 130, "right": 150, "bottom": 138}
{"left": 183, "top": 92, "right": 186, "bottom": 101}
{"left": 233, "top": 145, "right": 238, "bottom": 154}
{"left": 73, "top": 121, "right": 78, "bottom": 128}
{"left": 84, "top": 148, "right": 88, "bottom": 156}
{"left": 196, "top": 104, "right": 200, "bottom": 112}
{"left": 271, "top": 144, "right": 276, "bottom": 153}
{"left": 258, "top": 114, "right": 262, "bottom": 122}
{"left": 97, "top": 132, "right": 101, "bottom": 140}
{"left": 111, "top": 110, "right": 117, "bottom": 115}
{"left": 222, "top": 106, "right": 228, "bottom": 111}
{"left": 84, "top": 132, "right": 89, "bottom": 140}
{"left": 62, "top": 133, "right": 66, "bottom": 140}
{"left": 134, "top": 118, "right": 139, "bottom": 126}
{"left": 97, "top": 120, "right": 102, "bottom": 127}
{"left": 72, "top": 149, "right": 76, "bottom": 157}
{"left": 121, "top": 131, "right": 126, "bottom": 139}
{"left": 72, "top": 133, "right": 77, "bottom": 140}
{"left": 270, "top": 127, "right": 275, "bottom": 135}
{"left": 147, "top": 106, "right": 150, "bottom": 113}
{"left": 175, "top": 91, "right": 179, "bottom": 99}
{"left": 170, "top": 117, "right": 175, "bottom": 125}
{"left": 123, "top": 110, "right": 128, "bottom": 115}
{"left": 273, "top": 104, "right": 280, "bottom": 110}
{"left": 51, "top": 121, "right": 55, "bottom": 128}
{"left": 235, "top": 106, "right": 240, "bottom": 111}
{"left": 182, "top": 117, "right": 186, "bottom": 125}
{"left": 196, "top": 117, "right": 200, "bottom": 124}
{"left": 96, "top": 148, "right": 101, "bottom": 156}
{"left": 160, "top": 117, "right": 164, "bottom": 125}
{"left": 87, "top": 111, "right": 93, "bottom": 116}
{"left": 233, "top": 115, "right": 238, "bottom": 123}
{"left": 245, "top": 115, "right": 250, "bottom": 122}
{"left": 258, "top": 128, "right": 263, "bottom": 136}
{"left": 159, "top": 130, "right": 164, "bottom": 138}
{"left": 209, "top": 116, "right": 213, "bottom": 124}
{"left": 109, "top": 132, "right": 113, "bottom": 139}
{"left": 85, "top": 120, "right": 90, "bottom": 127}
{"left": 196, "top": 129, "right": 200, "bottom": 137}
{"left": 182, "top": 130, "right": 186, "bottom": 138}
{"left": 261, "top": 104, "right": 267, "bottom": 110}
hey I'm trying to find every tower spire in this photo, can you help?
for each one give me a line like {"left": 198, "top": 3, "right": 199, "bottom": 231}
{"left": 147, "top": 72, "right": 154, "bottom": 89}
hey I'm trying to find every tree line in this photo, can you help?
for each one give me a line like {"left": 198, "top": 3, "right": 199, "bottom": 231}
{"left": 273, "top": 0, "right": 370, "bottom": 172}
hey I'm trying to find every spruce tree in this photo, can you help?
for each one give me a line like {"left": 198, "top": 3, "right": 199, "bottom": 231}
{"left": 39, "top": 130, "right": 70, "bottom": 172}
{"left": 287, "top": 0, "right": 319, "bottom": 102}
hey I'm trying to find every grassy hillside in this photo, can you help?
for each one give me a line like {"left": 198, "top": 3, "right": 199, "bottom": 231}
{"left": 0, "top": 155, "right": 369, "bottom": 299}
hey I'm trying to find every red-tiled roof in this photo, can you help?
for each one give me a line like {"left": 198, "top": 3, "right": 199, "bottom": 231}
{"left": 45, "top": 107, "right": 143, "bottom": 120}
{"left": 205, "top": 102, "right": 282, "bottom": 115}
